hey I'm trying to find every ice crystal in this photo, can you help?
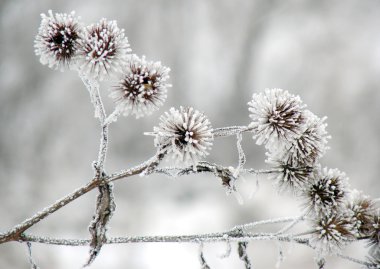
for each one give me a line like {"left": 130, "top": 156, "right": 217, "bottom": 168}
{"left": 34, "top": 10, "right": 82, "bottom": 70}
{"left": 248, "top": 88, "right": 306, "bottom": 150}
{"left": 281, "top": 111, "right": 330, "bottom": 166}
{"left": 78, "top": 18, "right": 131, "bottom": 80}
{"left": 109, "top": 55, "right": 171, "bottom": 118}
{"left": 311, "top": 214, "right": 356, "bottom": 255}
{"left": 150, "top": 107, "right": 213, "bottom": 165}
{"left": 303, "top": 168, "right": 348, "bottom": 216}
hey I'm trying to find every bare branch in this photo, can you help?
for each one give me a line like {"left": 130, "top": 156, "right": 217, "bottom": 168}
{"left": 212, "top": 126, "right": 253, "bottom": 138}
{"left": 20, "top": 231, "right": 310, "bottom": 245}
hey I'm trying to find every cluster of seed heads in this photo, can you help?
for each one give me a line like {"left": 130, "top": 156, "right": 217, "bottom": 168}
{"left": 35, "top": 11, "right": 380, "bottom": 267}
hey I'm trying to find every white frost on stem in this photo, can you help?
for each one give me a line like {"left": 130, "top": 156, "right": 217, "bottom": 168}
{"left": 80, "top": 73, "right": 108, "bottom": 174}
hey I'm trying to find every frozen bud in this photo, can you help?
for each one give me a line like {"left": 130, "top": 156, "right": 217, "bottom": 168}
{"left": 248, "top": 88, "right": 306, "bottom": 150}
{"left": 266, "top": 156, "right": 313, "bottom": 193}
{"left": 150, "top": 107, "right": 213, "bottom": 165}
{"left": 78, "top": 18, "right": 131, "bottom": 80}
{"left": 302, "top": 168, "right": 348, "bottom": 216}
{"left": 109, "top": 55, "right": 171, "bottom": 118}
{"left": 311, "top": 214, "right": 356, "bottom": 255}
{"left": 345, "top": 190, "right": 376, "bottom": 237}
{"left": 282, "top": 111, "right": 330, "bottom": 166}
{"left": 34, "top": 10, "right": 83, "bottom": 70}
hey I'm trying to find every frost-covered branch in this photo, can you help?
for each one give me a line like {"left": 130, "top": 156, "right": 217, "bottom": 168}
{"left": 2, "top": 9, "right": 378, "bottom": 269}
{"left": 20, "top": 230, "right": 311, "bottom": 245}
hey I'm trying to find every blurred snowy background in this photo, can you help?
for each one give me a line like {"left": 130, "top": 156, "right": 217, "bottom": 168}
{"left": 1, "top": 0, "right": 380, "bottom": 268}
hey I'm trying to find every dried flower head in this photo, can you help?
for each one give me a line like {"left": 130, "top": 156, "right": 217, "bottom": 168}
{"left": 78, "top": 18, "right": 131, "bottom": 80}
{"left": 248, "top": 88, "right": 306, "bottom": 149}
{"left": 109, "top": 55, "right": 171, "bottom": 118}
{"left": 303, "top": 168, "right": 348, "bottom": 216}
{"left": 35, "top": 10, "right": 82, "bottom": 70}
{"left": 346, "top": 190, "right": 376, "bottom": 237}
{"left": 266, "top": 156, "right": 313, "bottom": 192}
{"left": 150, "top": 107, "right": 213, "bottom": 165}
{"left": 311, "top": 214, "right": 356, "bottom": 255}
{"left": 282, "top": 111, "right": 330, "bottom": 166}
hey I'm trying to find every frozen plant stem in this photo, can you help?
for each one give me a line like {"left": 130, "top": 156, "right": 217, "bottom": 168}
{"left": 80, "top": 74, "right": 108, "bottom": 176}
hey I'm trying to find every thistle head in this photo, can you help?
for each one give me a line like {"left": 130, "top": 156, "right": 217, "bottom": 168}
{"left": 78, "top": 18, "right": 131, "bottom": 80}
{"left": 35, "top": 10, "right": 83, "bottom": 70}
{"left": 310, "top": 214, "right": 356, "bottom": 255}
{"left": 150, "top": 107, "right": 213, "bottom": 166}
{"left": 282, "top": 111, "right": 330, "bottom": 166}
{"left": 266, "top": 156, "right": 314, "bottom": 193}
{"left": 109, "top": 55, "right": 171, "bottom": 118}
{"left": 345, "top": 190, "right": 376, "bottom": 238}
{"left": 302, "top": 167, "right": 348, "bottom": 216}
{"left": 248, "top": 88, "right": 306, "bottom": 150}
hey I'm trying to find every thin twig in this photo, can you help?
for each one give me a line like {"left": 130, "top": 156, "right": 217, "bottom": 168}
{"left": 336, "top": 253, "right": 375, "bottom": 268}
{"left": 80, "top": 74, "right": 108, "bottom": 176}
{"left": 232, "top": 216, "right": 300, "bottom": 231}
{"left": 212, "top": 126, "right": 253, "bottom": 137}
{"left": 19, "top": 232, "right": 310, "bottom": 245}
{"left": 274, "top": 210, "right": 308, "bottom": 235}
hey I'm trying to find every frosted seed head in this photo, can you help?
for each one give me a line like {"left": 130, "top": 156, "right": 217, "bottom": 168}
{"left": 248, "top": 88, "right": 306, "bottom": 150}
{"left": 149, "top": 106, "right": 213, "bottom": 166}
{"left": 310, "top": 214, "right": 356, "bottom": 256}
{"left": 302, "top": 167, "right": 348, "bottom": 216}
{"left": 78, "top": 18, "right": 131, "bottom": 81}
{"left": 266, "top": 154, "right": 314, "bottom": 193}
{"left": 109, "top": 54, "right": 171, "bottom": 118}
{"left": 282, "top": 110, "right": 330, "bottom": 166}
{"left": 35, "top": 10, "right": 83, "bottom": 70}
{"left": 345, "top": 190, "right": 376, "bottom": 237}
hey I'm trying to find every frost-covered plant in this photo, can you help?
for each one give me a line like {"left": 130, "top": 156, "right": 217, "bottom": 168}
{"left": 248, "top": 88, "right": 306, "bottom": 149}
{"left": 149, "top": 106, "right": 213, "bottom": 165}
{"left": 1, "top": 10, "right": 379, "bottom": 269}
{"left": 310, "top": 214, "right": 356, "bottom": 255}
{"left": 281, "top": 110, "right": 330, "bottom": 167}
{"left": 266, "top": 157, "right": 314, "bottom": 192}
{"left": 78, "top": 18, "right": 131, "bottom": 80}
{"left": 302, "top": 168, "right": 348, "bottom": 216}
{"left": 109, "top": 54, "right": 171, "bottom": 118}
{"left": 346, "top": 190, "right": 376, "bottom": 237}
{"left": 34, "top": 10, "right": 83, "bottom": 70}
